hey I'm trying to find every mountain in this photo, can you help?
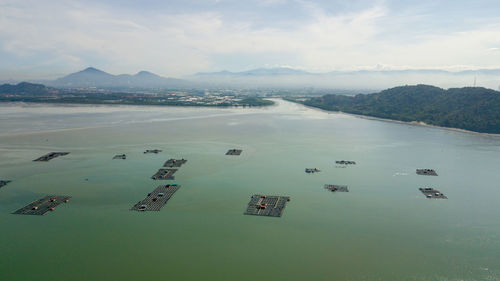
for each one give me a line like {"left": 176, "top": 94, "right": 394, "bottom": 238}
{"left": 455, "top": 69, "right": 500, "bottom": 76}
{"left": 11, "top": 66, "right": 500, "bottom": 91}
{"left": 0, "top": 82, "right": 54, "bottom": 95}
{"left": 52, "top": 67, "right": 114, "bottom": 87}
{"left": 300, "top": 84, "right": 500, "bottom": 134}
{"left": 195, "top": 67, "right": 310, "bottom": 76}
{"left": 190, "top": 67, "right": 320, "bottom": 89}
{"left": 189, "top": 67, "right": 500, "bottom": 90}
{"left": 195, "top": 67, "right": 500, "bottom": 76}
{"left": 49, "top": 67, "right": 189, "bottom": 89}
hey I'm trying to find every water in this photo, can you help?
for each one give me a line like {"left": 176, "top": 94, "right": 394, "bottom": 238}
{"left": 1, "top": 100, "right": 500, "bottom": 281}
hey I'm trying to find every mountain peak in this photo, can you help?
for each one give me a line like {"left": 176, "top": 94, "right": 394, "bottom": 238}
{"left": 81, "top": 67, "right": 106, "bottom": 73}
{"left": 135, "top": 70, "right": 158, "bottom": 77}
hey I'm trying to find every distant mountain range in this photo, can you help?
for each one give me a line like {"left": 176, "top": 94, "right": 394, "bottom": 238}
{"left": 2, "top": 66, "right": 500, "bottom": 91}
{"left": 194, "top": 67, "right": 500, "bottom": 76}
{"left": 194, "top": 67, "right": 309, "bottom": 76}
{"left": 190, "top": 67, "right": 500, "bottom": 90}
{"left": 46, "top": 67, "right": 190, "bottom": 89}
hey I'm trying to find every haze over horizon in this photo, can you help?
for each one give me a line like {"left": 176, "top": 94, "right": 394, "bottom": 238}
{"left": 1, "top": 0, "right": 500, "bottom": 81}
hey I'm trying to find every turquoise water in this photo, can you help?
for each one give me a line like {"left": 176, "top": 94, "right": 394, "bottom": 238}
{"left": 1, "top": 100, "right": 500, "bottom": 281}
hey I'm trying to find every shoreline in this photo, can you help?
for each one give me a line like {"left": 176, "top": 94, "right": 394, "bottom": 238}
{"left": 0, "top": 102, "right": 277, "bottom": 138}
{"left": 0, "top": 98, "right": 275, "bottom": 109}
{"left": 290, "top": 99, "right": 500, "bottom": 137}
{"left": 2, "top": 98, "right": 499, "bottom": 138}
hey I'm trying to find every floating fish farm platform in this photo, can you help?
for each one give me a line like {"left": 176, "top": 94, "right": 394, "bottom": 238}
{"left": 163, "top": 159, "right": 187, "bottom": 167}
{"left": 419, "top": 187, "right": 447, "bottom": 199}
{"left": 12, "top": 195, "right": 71, "bottom": 215}
{"left": 226, "top": 149, "right": 242, "bottom": 155}
{"left": 335, "top": 160, "right": 356, "bottom": 165}
{"left": 144, "top": 149, "right": 162, "bottom": 154}
{"left": 416, "top": 169, "right": 438, "bottom": 176}
{"left": 324, "top": 184, "right": 349, "bottom": 192}
{"left": 113, "top": 154, "right": 126, "bottom": 159}
{"left": 244, "top": 195, "right": 290, "bottom": 217}
{"left": 151, "top": 168, "right": 178, "bottom": 180}
{"left": 305, "top": 168, "right": 320, "bottom": 173}
{"left": 33, "top": 152, "right": 70, "bottom": 162}
{"left": 0, "top": 180, "right": 11, "bottom": 189}
{"left": 131, "top": 184, "right": 180, "bottom": 211}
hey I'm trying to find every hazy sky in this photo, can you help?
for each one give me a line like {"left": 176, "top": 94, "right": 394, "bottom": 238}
{"left": 1, "top": 0, "right": 500, "bottom": 79}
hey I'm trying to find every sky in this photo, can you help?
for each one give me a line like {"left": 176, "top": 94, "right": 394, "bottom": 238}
{"left": 1, "top": 0, "right": 500, "bottom": 79}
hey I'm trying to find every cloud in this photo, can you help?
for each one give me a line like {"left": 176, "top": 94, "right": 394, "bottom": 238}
{"left": 1, "top": 0, "right": 500, "bottom": 79}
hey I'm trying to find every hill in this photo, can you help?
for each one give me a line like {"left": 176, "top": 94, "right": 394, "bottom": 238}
{"left": 299, "top": 85, "right": 500, "bottom": 134}
{"left": 0, "top": 82, "right": 54, "bottom": 95}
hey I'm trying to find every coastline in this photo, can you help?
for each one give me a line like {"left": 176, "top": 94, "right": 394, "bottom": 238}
{"left": 0, "top": 98, "right": 275, "bottom": 108}
{"left": 289, "top": 99, "right": 500, "bottom": 137}
{"left": 2, "top": 98, "right": 499, "bottom": 137}
{"left": 0, "top": 101, "right": 281, "bottom": 138}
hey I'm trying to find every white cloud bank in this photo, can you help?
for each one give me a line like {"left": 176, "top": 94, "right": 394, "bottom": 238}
{"left": 1, "top": 0, "right": 500, "bottom": 79}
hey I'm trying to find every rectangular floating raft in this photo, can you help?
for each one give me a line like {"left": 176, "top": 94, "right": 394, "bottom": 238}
{"left": 144, "top": 149, "right": 162, "bottom": 154}
{"left": 305, "top": 168, "right": 320, "bottom": 173}
{"left": 416, "top": 169, "right": 438, "bottom": 176}
{"left": 0, "top": 180, "right": 11, "bottom": 189}
{"left": 244, "top": 195, "right": 290, "bottom": 217}
{"left": 324, "top": 184, "right": 349, "bottom": 192}
{"left": 33, "top": 152, "right": 70, "bottom": 162}
{"left": 226, "top": 149, "right": 242, "bottom": 156}
{"left": 163, "top": 159, "right": 187, "bottom": 167}
{"left": 151, "top": 168, "right": 178, "bottom": 180}
{"left": 419, "top": 187, "right": 447, "bottom": 199}
{"left": 12, "top": 195, "right": 71, "bottom": 215}
{"left": 131, "top": 184, "right": 180, "bottom": 211}
{"left": 335, "top": 160, "right": 356, "bottom": 165}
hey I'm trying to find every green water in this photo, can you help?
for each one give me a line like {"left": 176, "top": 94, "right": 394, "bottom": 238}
{"left": 1, "top": 100, "right": 500, "bottom": 281}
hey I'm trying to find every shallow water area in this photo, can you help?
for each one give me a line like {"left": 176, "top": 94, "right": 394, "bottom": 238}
{"left": 1, "top": 99, "right": 500, "bottom": 281}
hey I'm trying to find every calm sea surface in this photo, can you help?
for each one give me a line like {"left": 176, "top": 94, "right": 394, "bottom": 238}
{"left": 1, "top": 100, "right": 500, "bottom": 281}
